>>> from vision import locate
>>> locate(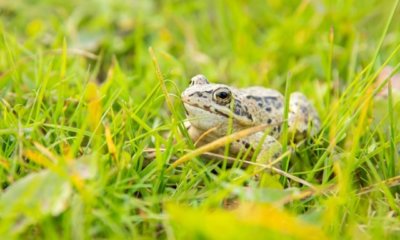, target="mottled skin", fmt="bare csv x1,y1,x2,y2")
181,74,320,164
